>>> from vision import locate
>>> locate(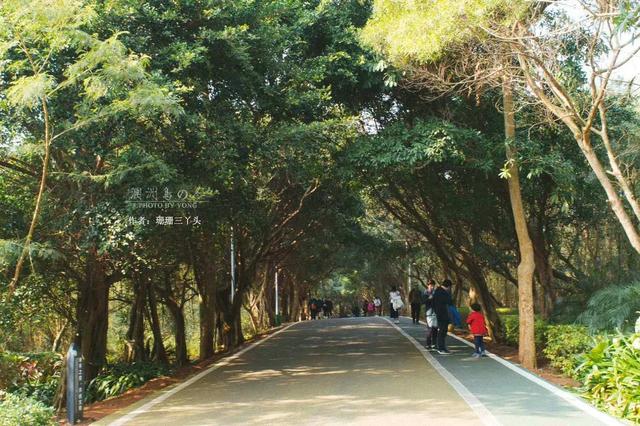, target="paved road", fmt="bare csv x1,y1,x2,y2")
96,317,619,426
